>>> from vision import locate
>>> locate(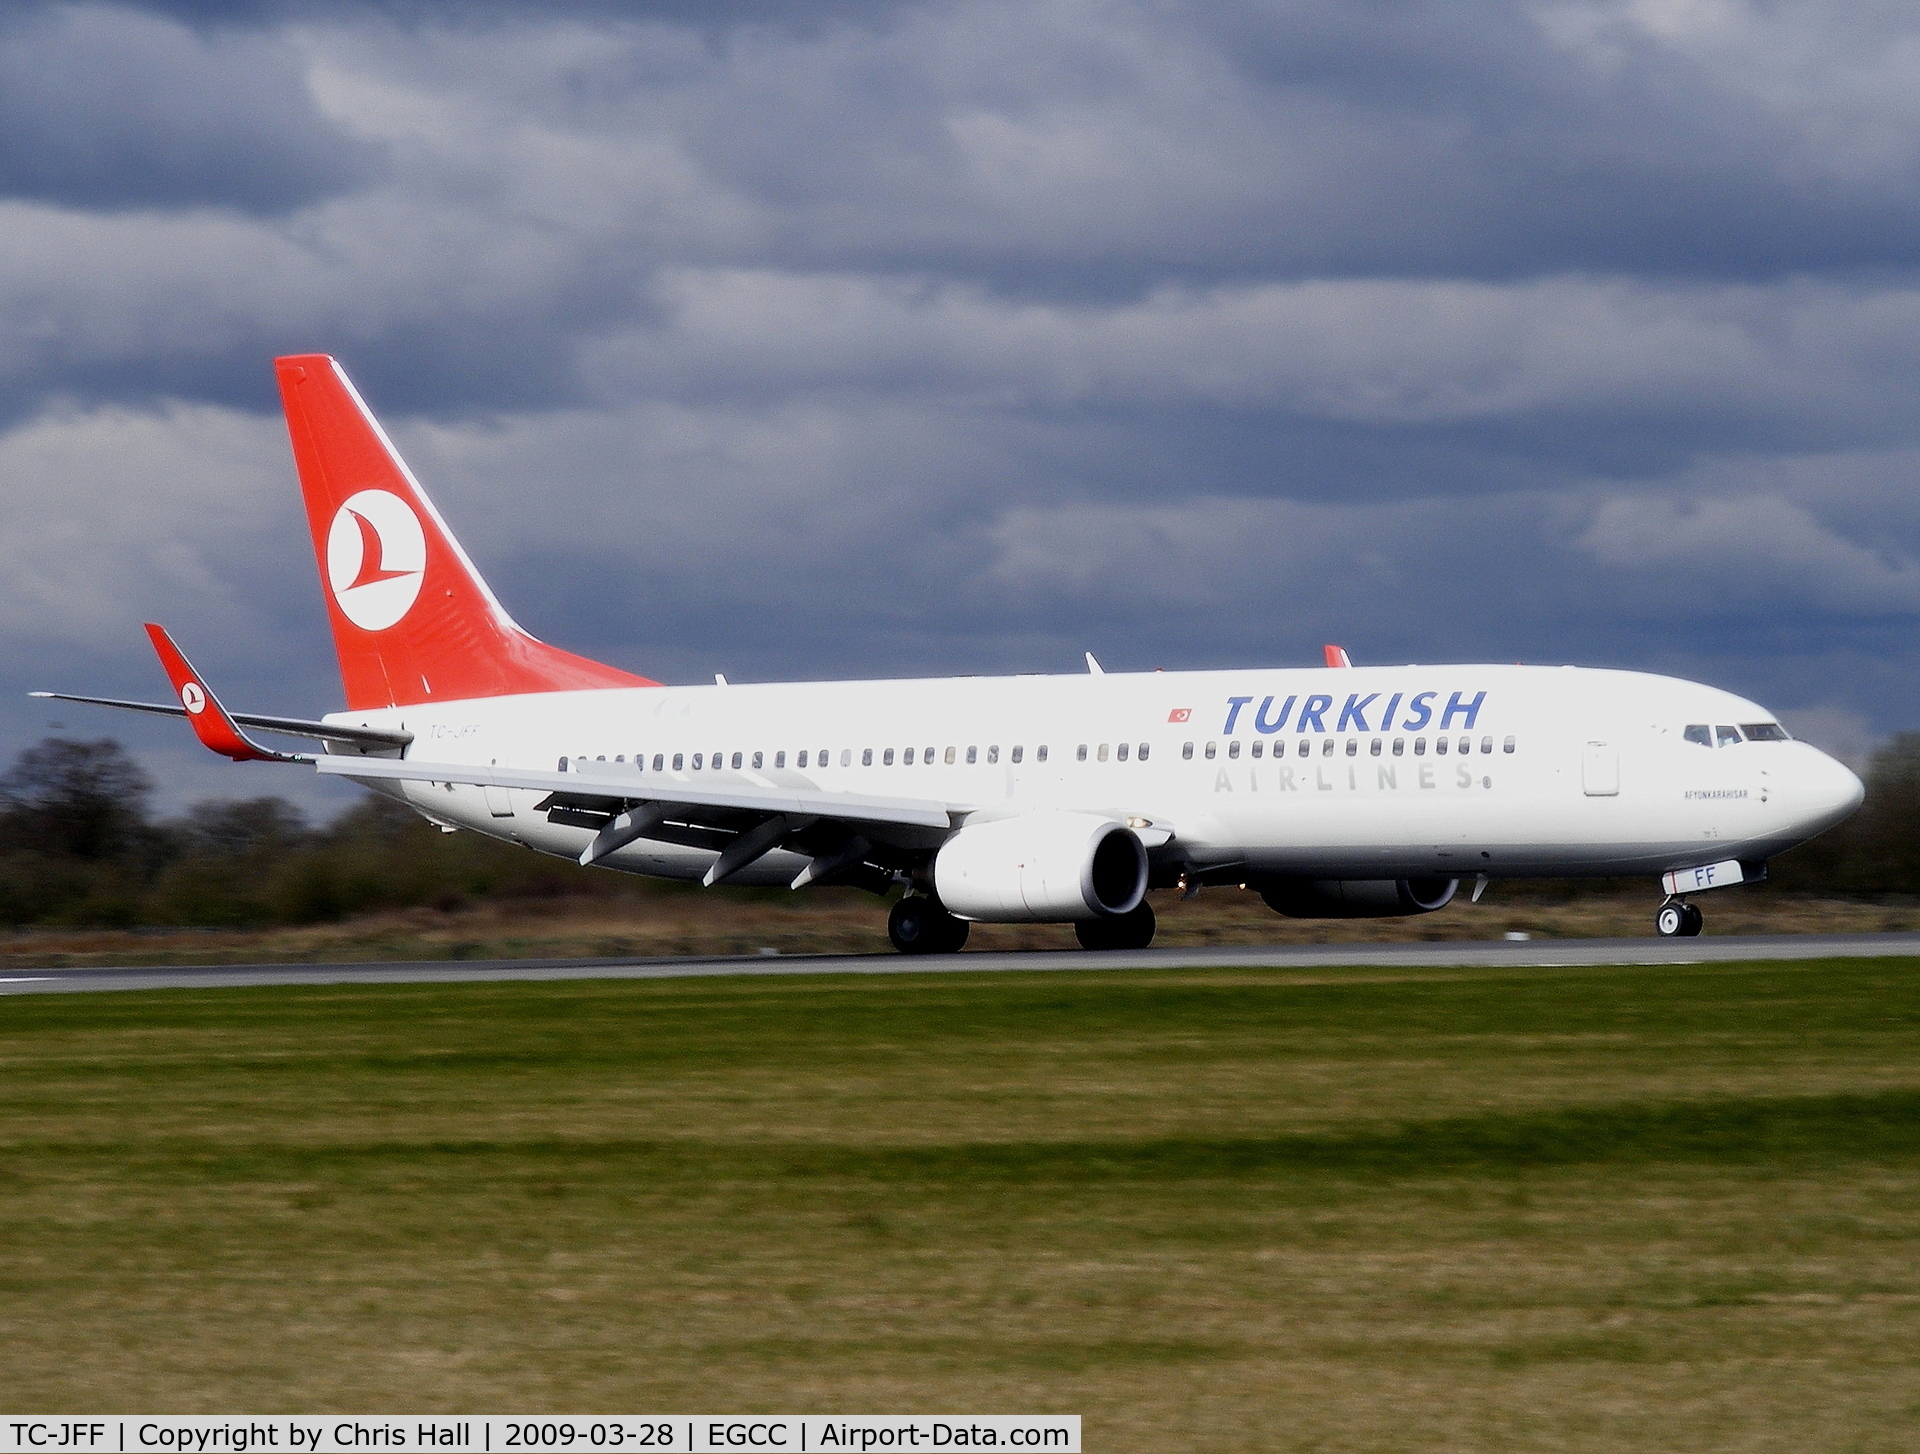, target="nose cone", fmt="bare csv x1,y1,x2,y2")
1794,746,1864,837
